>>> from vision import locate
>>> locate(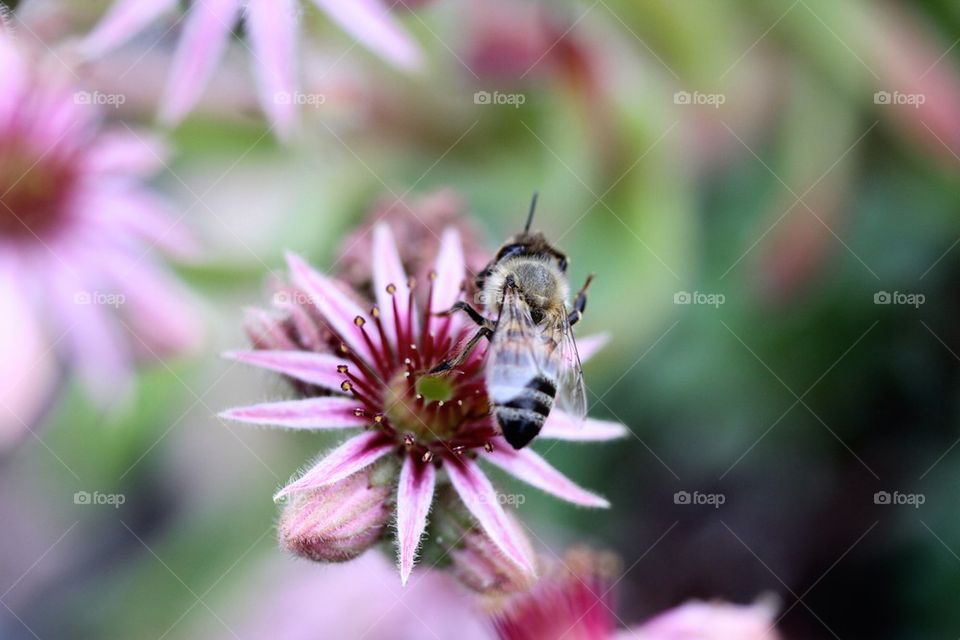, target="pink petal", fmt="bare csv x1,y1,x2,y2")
79,0,179,59
245,0,299,140
220,396,366,430
87,251,203,357
47,258,132,405
0,30,26,124
539,410,628,442
396,456,436,586
244,307,297,350
224,349,347,391
83,188,197,259
629,600,780,640
275,431,395,499
429,227,466,335
483,445,609,508
445,458,536,575
0,259,57,452
285,252,379,365
310,0,423,71
373,223,415,349
281,299,325,352
159,0,241,126
83,129,169,177
576,333,609,364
